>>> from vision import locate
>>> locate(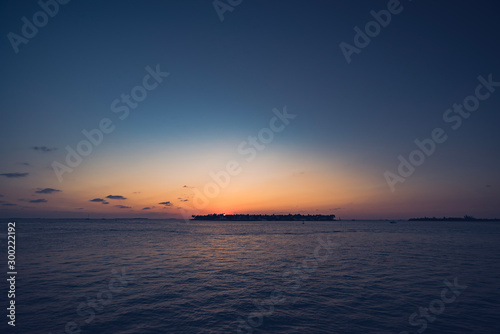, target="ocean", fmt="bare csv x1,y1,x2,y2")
1,219,499,333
